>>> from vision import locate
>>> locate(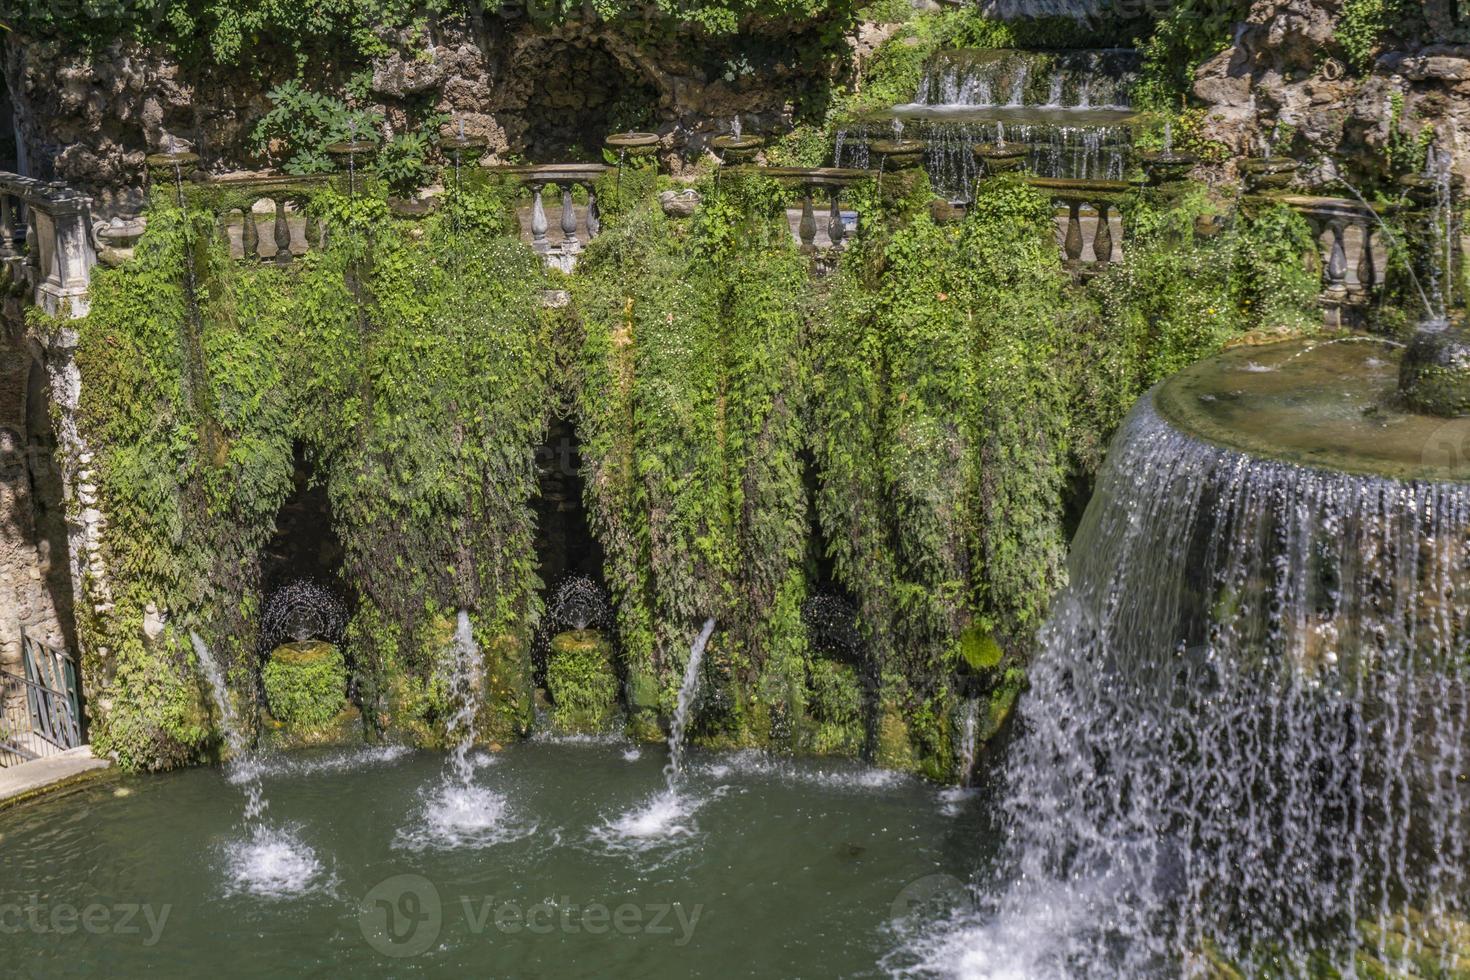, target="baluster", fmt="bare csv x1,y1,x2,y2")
1356,220,1376,293
1064,200,1084,264
24,210,39,279
1092,201,1113,265
273,196,291,265
828,188,846,250
242,203,260,261
799,187,817,250
585,185,600,239
304,206,321,254
560,183,579,250
1326,219,1348,291
0,195,16,258
530,183,549,254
